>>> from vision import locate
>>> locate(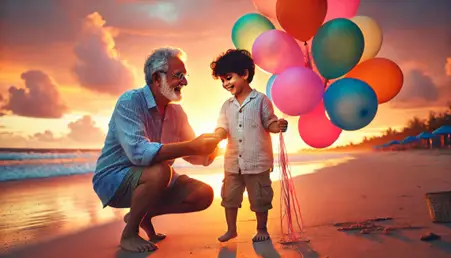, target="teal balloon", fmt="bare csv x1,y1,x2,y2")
231,13,275,52
265,74,277,101
324,78,378,131
312,18,364,80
